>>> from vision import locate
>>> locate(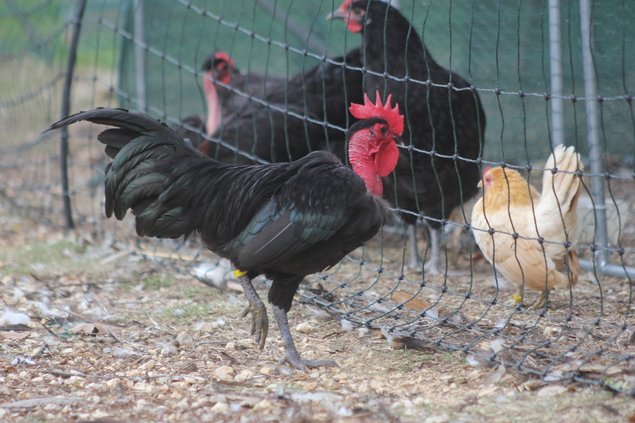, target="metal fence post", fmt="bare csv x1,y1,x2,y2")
579,0,608,268
549,0,564,147
577,0,633,279
134,0,146,112
60,0,87,230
